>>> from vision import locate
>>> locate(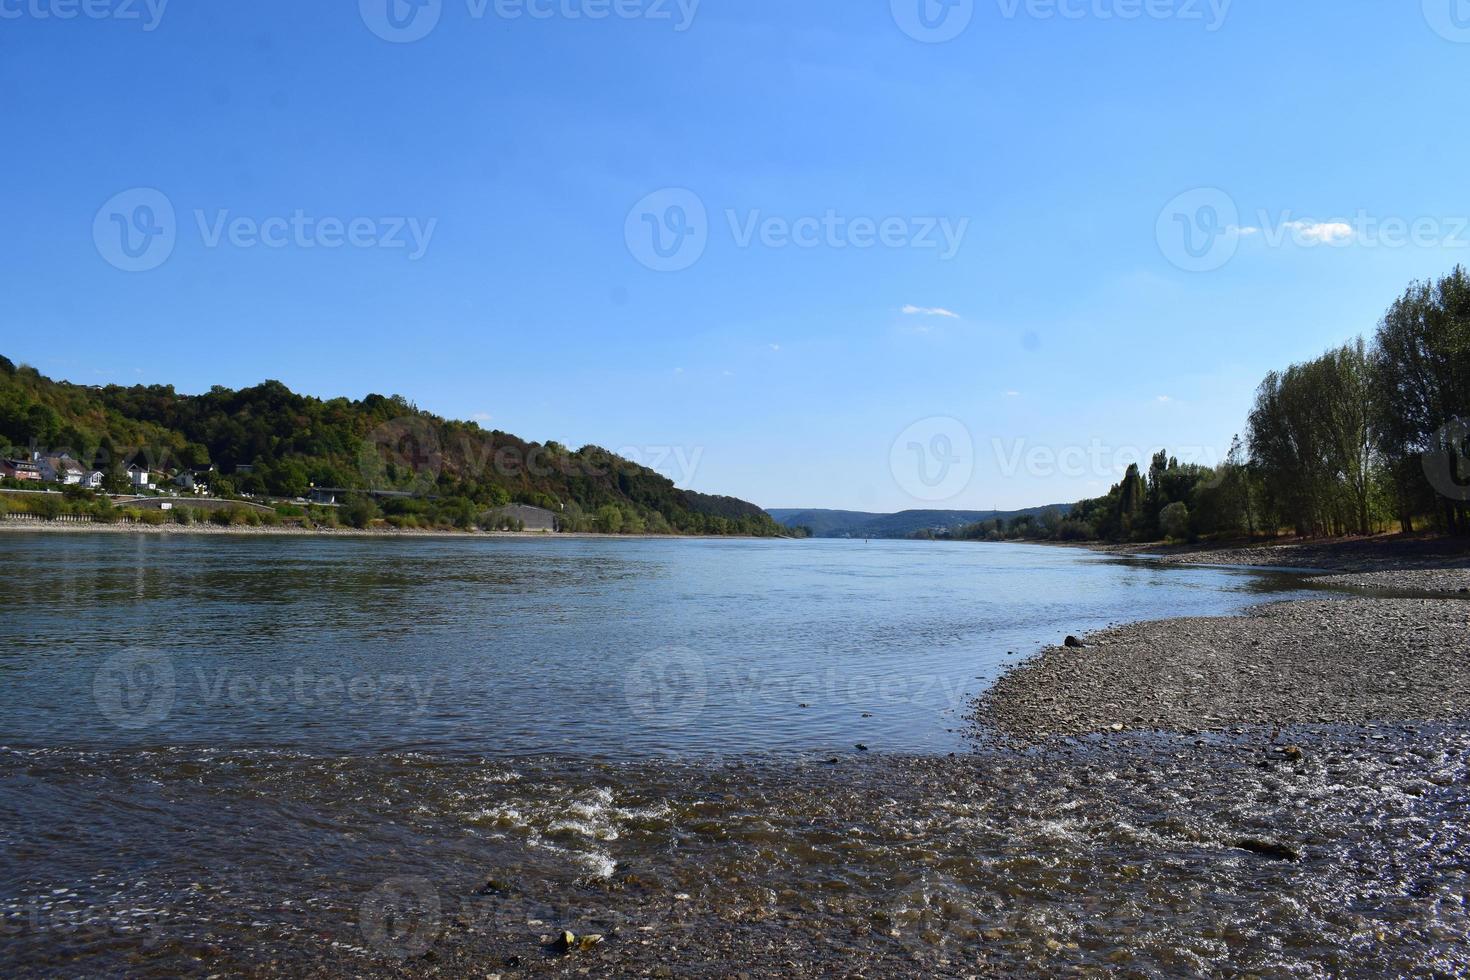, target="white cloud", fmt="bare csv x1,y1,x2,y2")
1156,395,1173,403
902,304,960,318
472,412,493,422
1284,220,1355,243
1004,390,1021,397
768,343,781,351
